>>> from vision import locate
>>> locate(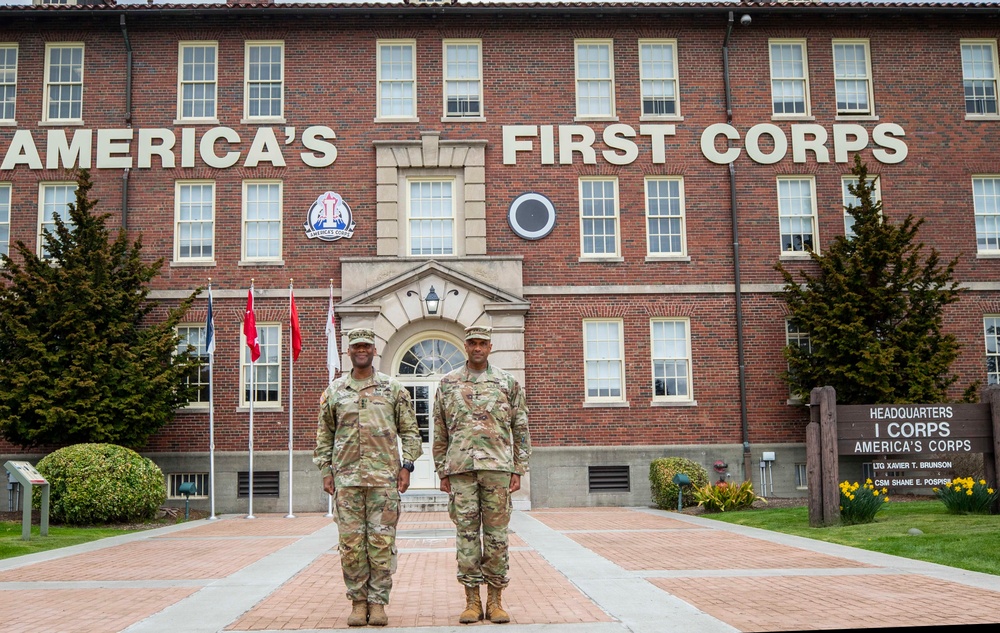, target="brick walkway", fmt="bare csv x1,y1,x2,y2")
0,508,998,633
